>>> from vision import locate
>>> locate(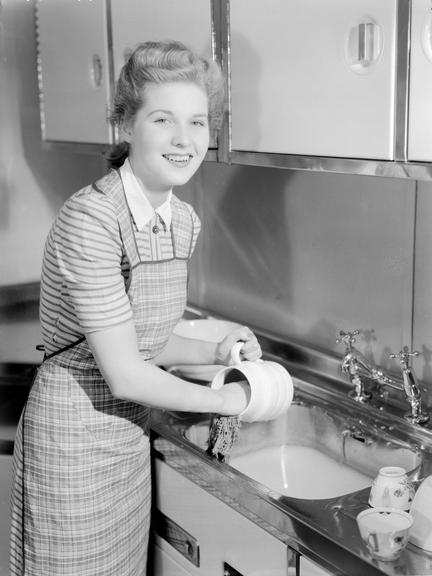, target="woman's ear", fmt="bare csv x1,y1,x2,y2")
120,121,133,143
